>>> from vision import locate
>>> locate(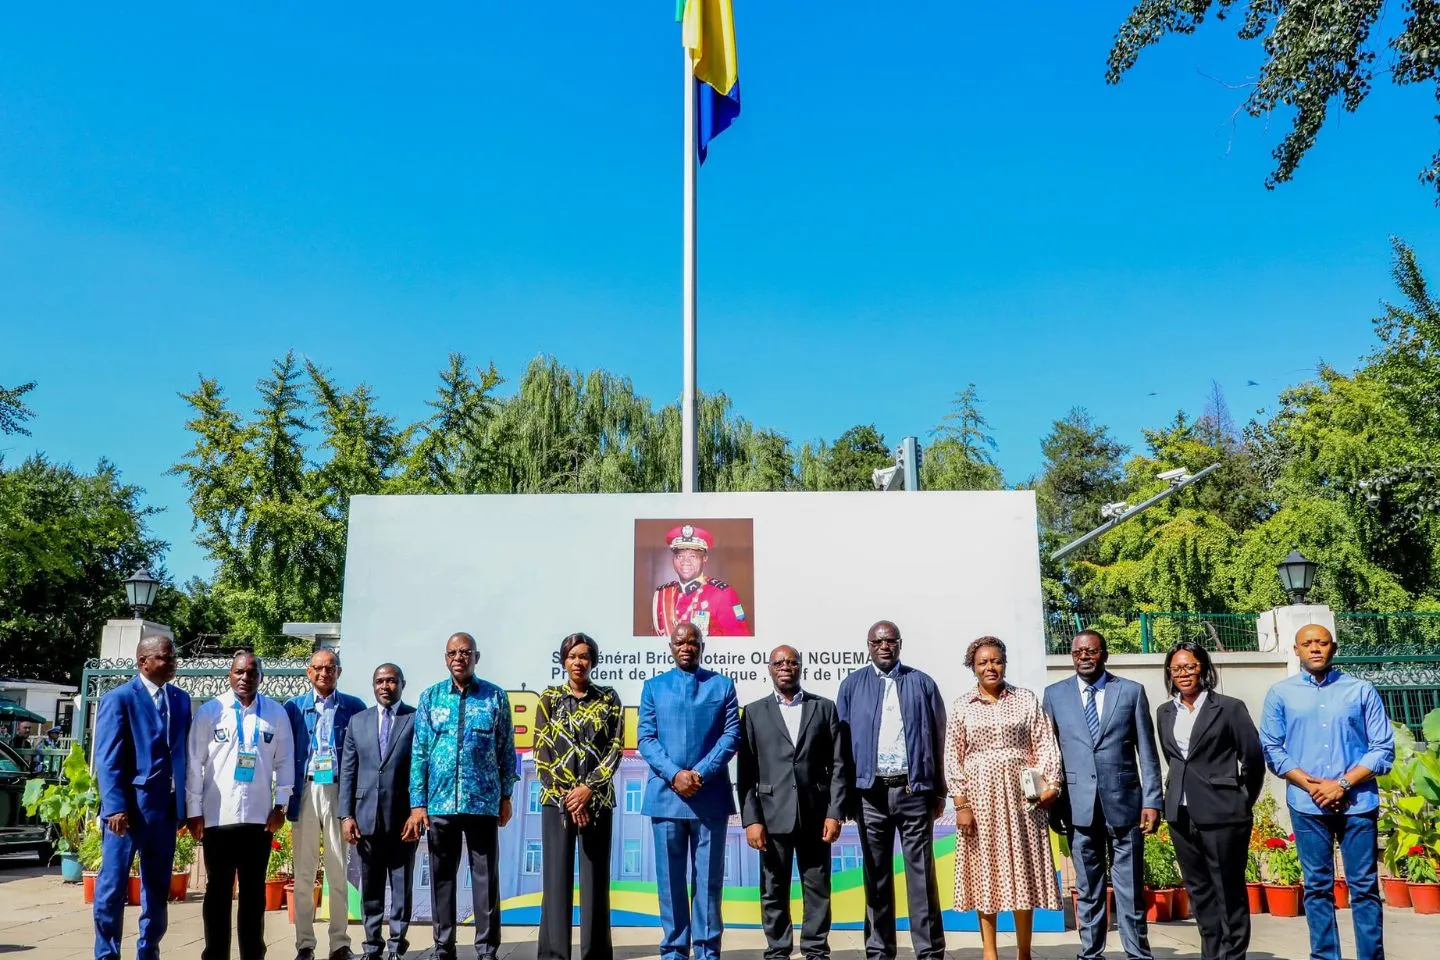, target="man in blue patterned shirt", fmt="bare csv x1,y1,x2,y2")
402,632,517,960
